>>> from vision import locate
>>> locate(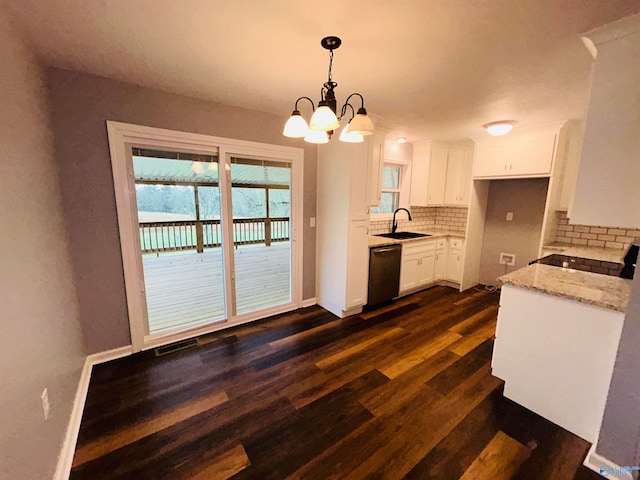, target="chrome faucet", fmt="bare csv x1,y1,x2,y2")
392,208,412,234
